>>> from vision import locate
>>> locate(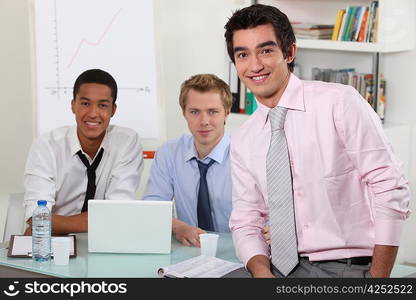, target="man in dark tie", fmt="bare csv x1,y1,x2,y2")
143,74,233,247
225,4,410,278
24,69,143,235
